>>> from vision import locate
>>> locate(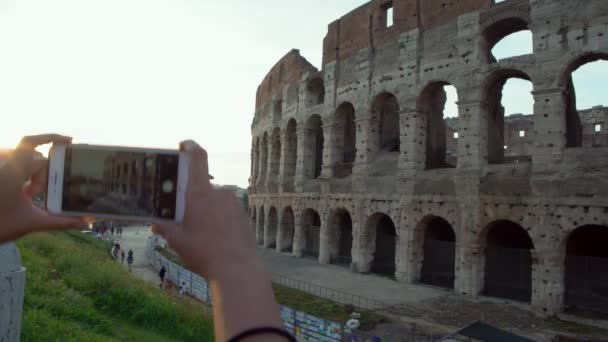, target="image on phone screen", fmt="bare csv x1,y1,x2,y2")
61,147,179,219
